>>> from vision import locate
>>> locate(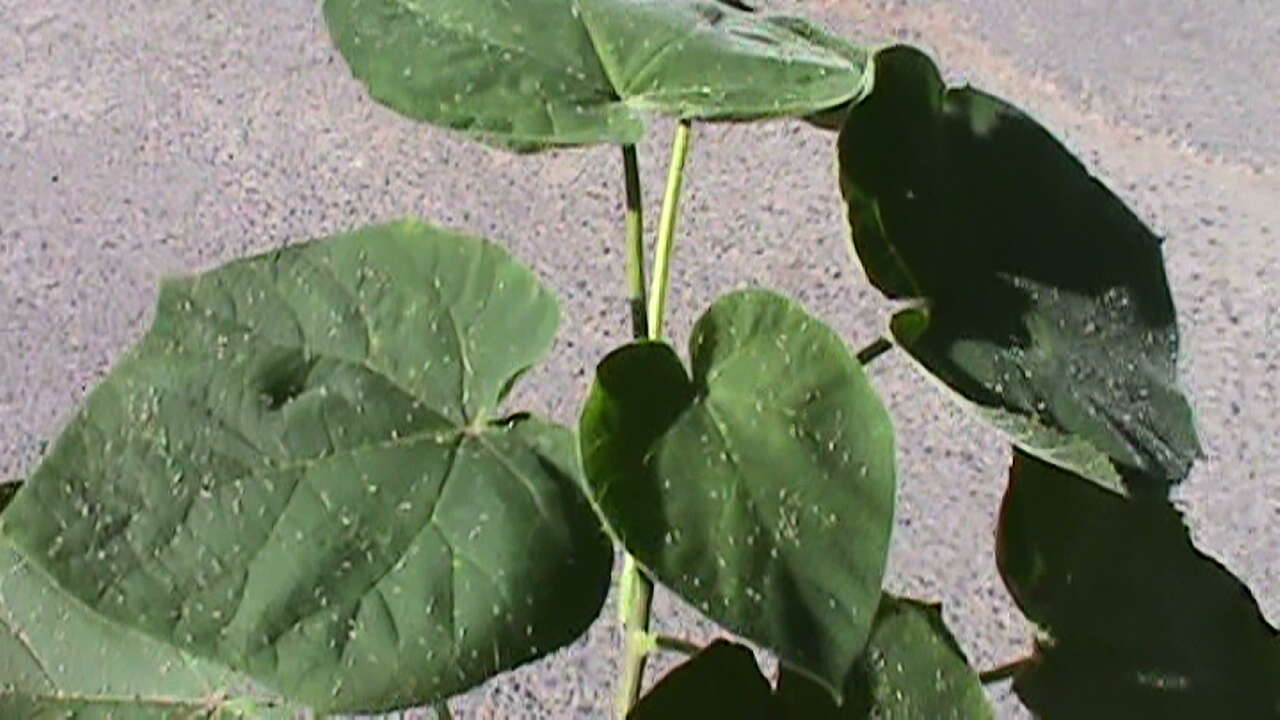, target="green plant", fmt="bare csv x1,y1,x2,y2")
1,1,1276,718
